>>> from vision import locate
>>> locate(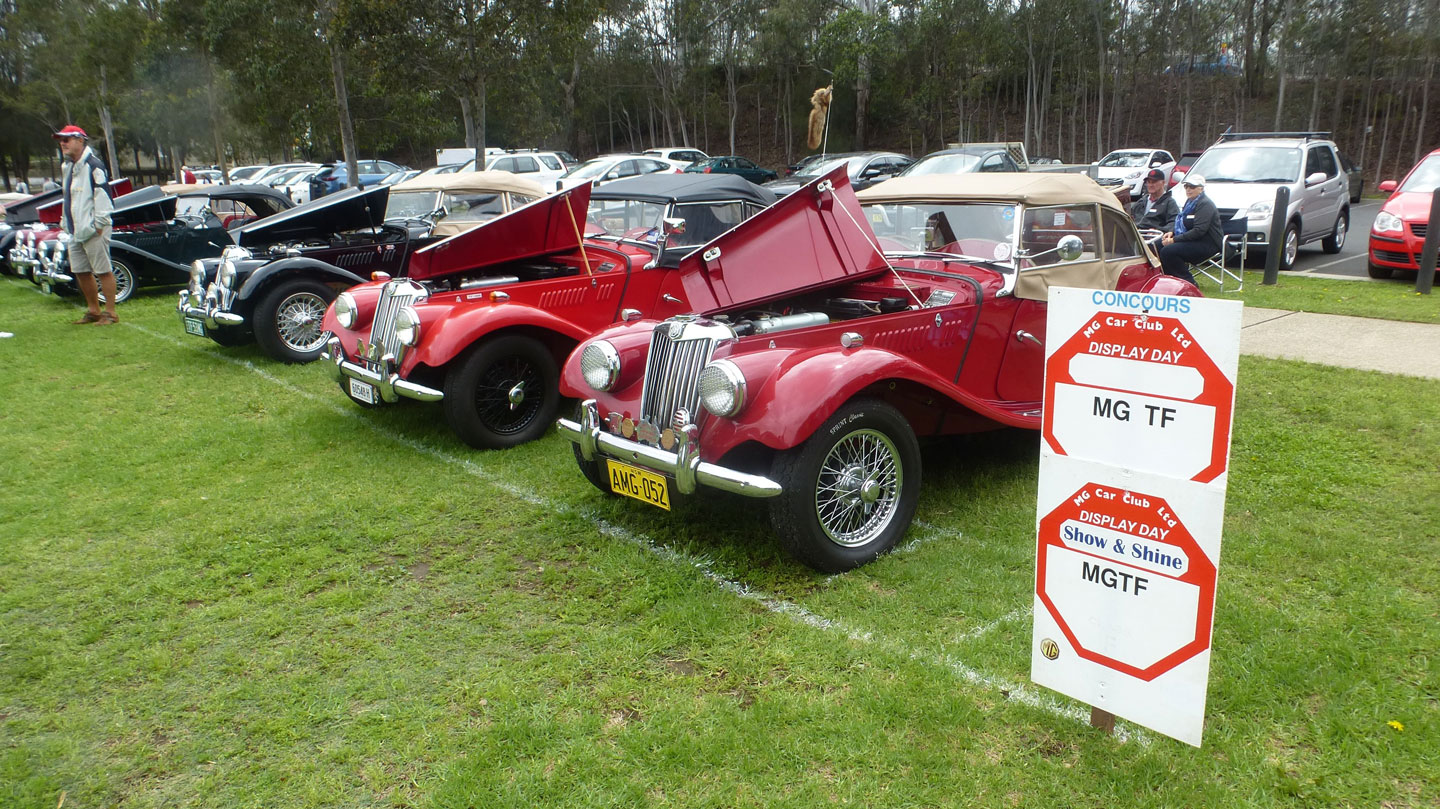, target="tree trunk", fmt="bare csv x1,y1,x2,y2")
203,55,228,183
855,49,871,149
459,94,476,151
328,36,359,189
97,65,119,180
1417,57,1435,165
1273,0,1292,129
